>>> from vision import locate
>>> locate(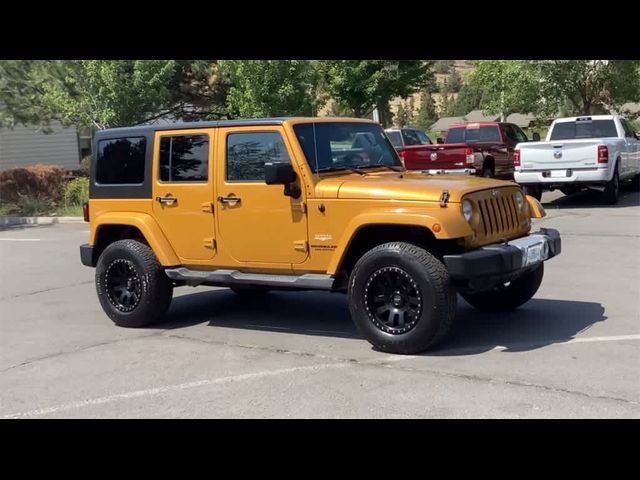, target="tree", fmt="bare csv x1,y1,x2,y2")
471,60,541,120
472,60,640,118
446,78,484,116
395,99,415,127
448,69,463,93
0,60,187,130
414,92,437,131
535,60,640,115
0,60,67,129
317,61,433,119
218,60,320,118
